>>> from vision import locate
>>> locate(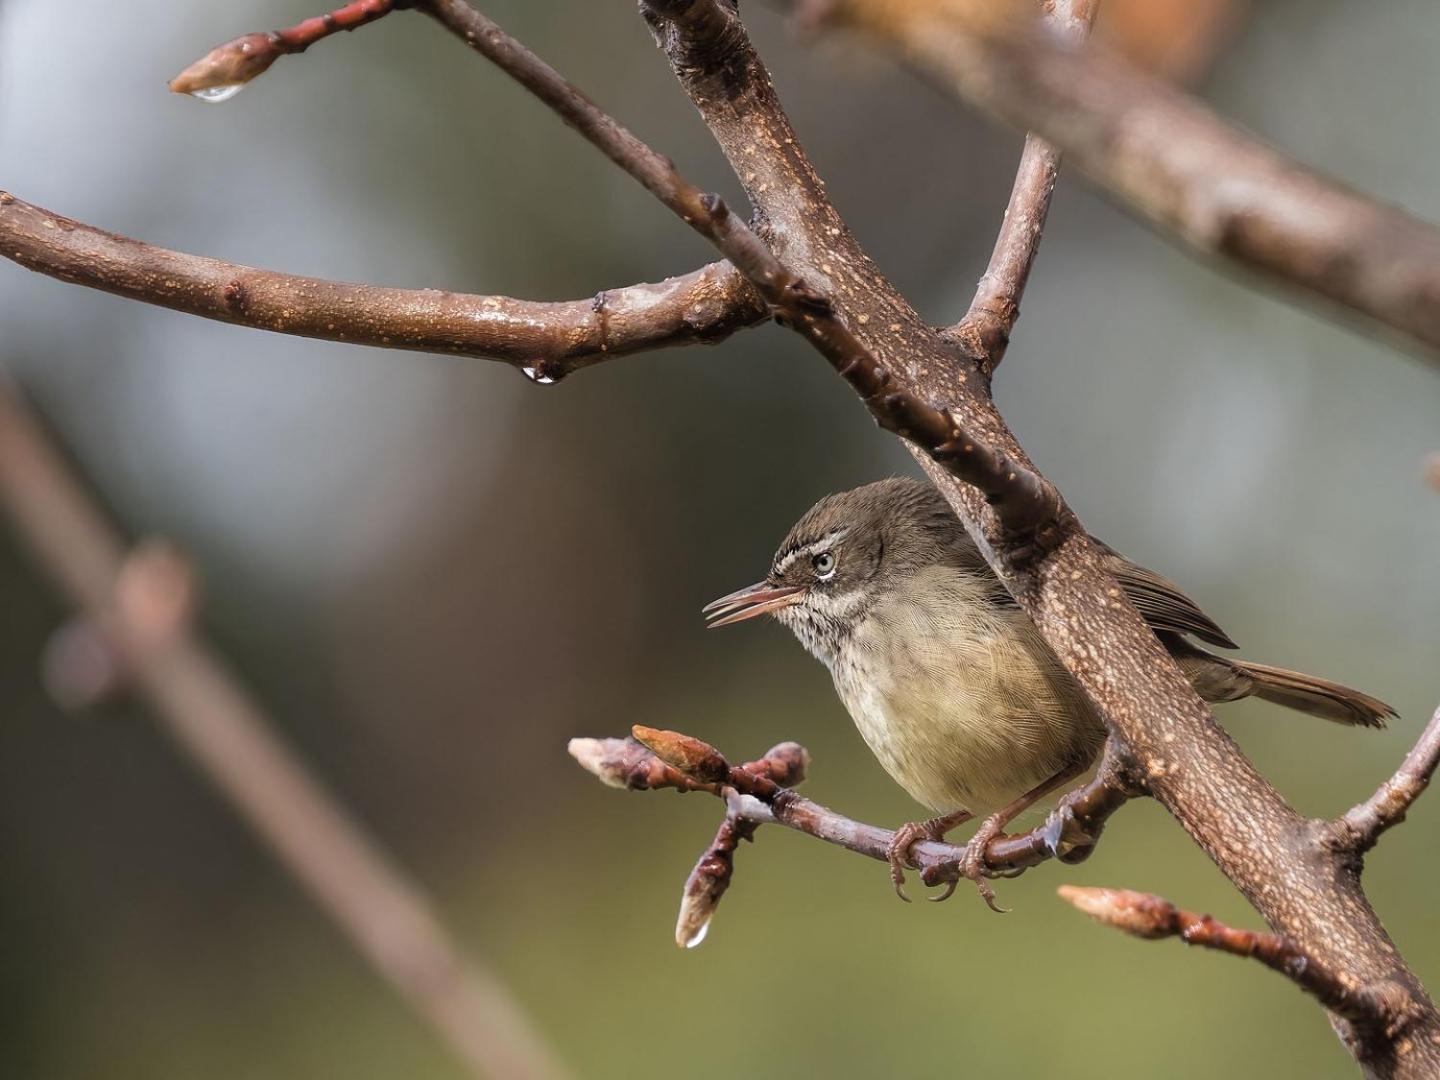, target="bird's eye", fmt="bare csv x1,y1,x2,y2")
812,552,836,579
